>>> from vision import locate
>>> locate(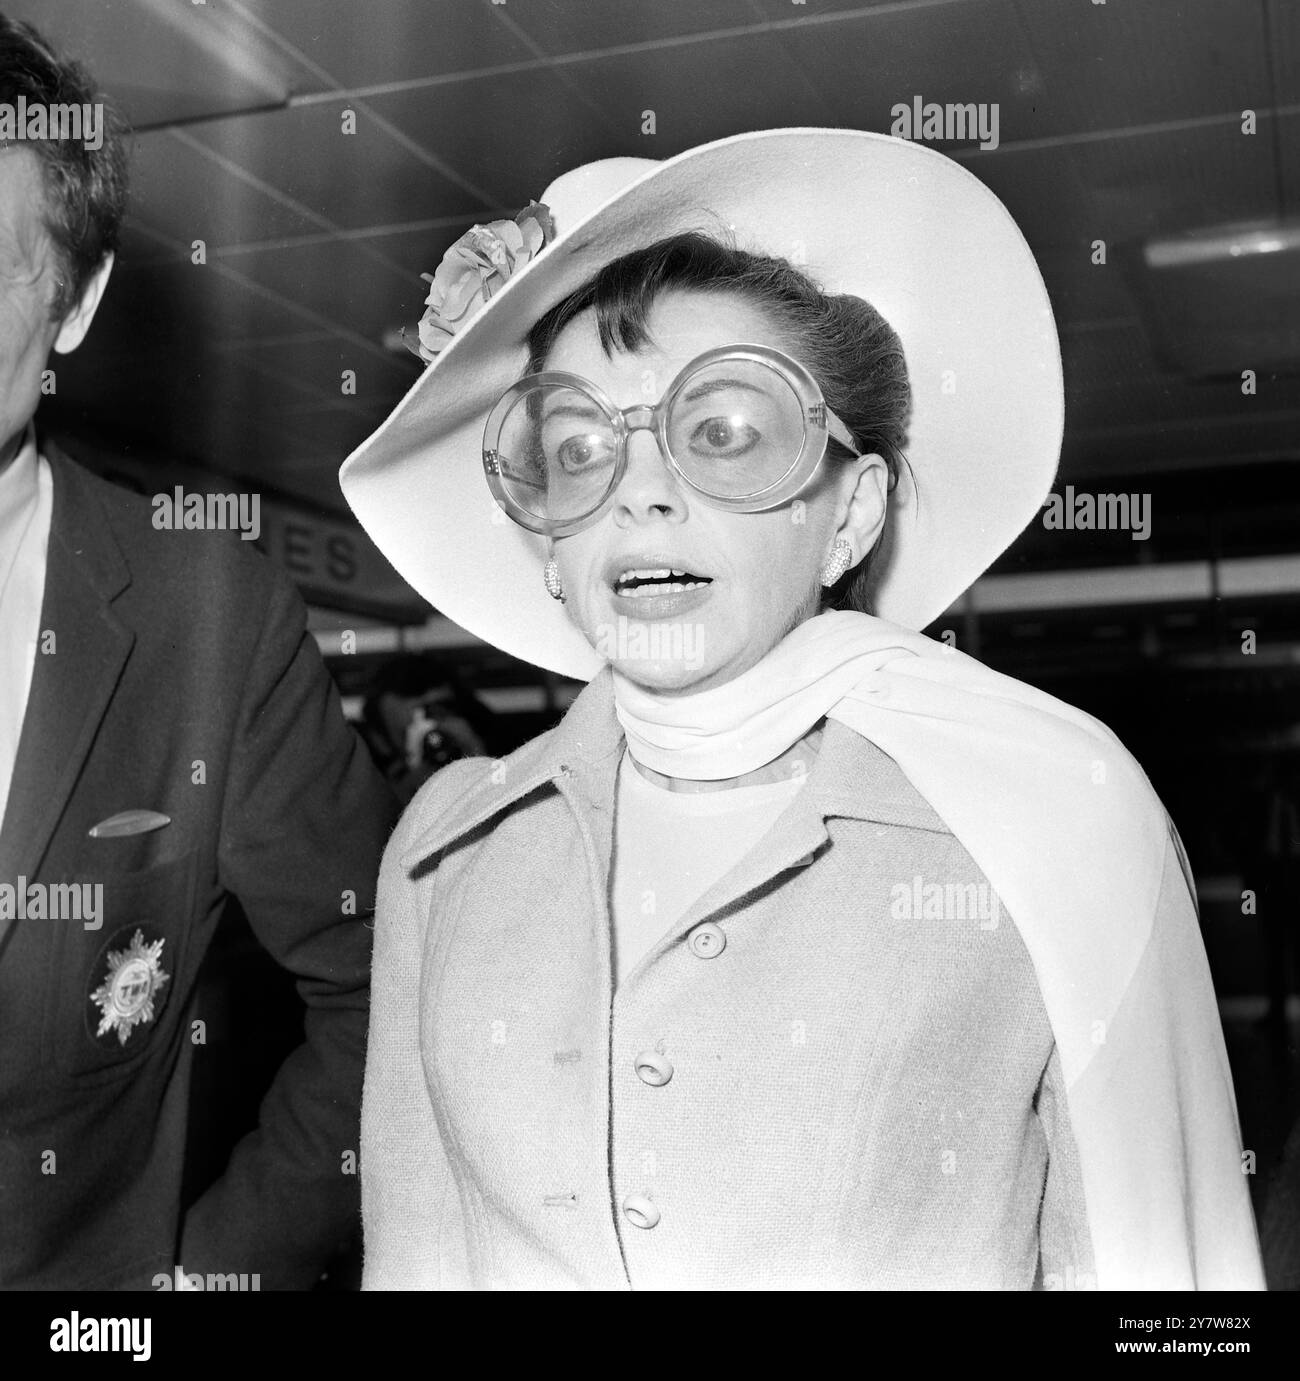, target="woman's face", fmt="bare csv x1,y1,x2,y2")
546,289,886,694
